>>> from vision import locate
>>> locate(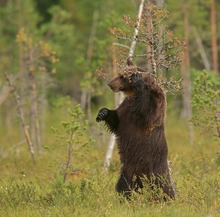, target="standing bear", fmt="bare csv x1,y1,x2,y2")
96,58,176,199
